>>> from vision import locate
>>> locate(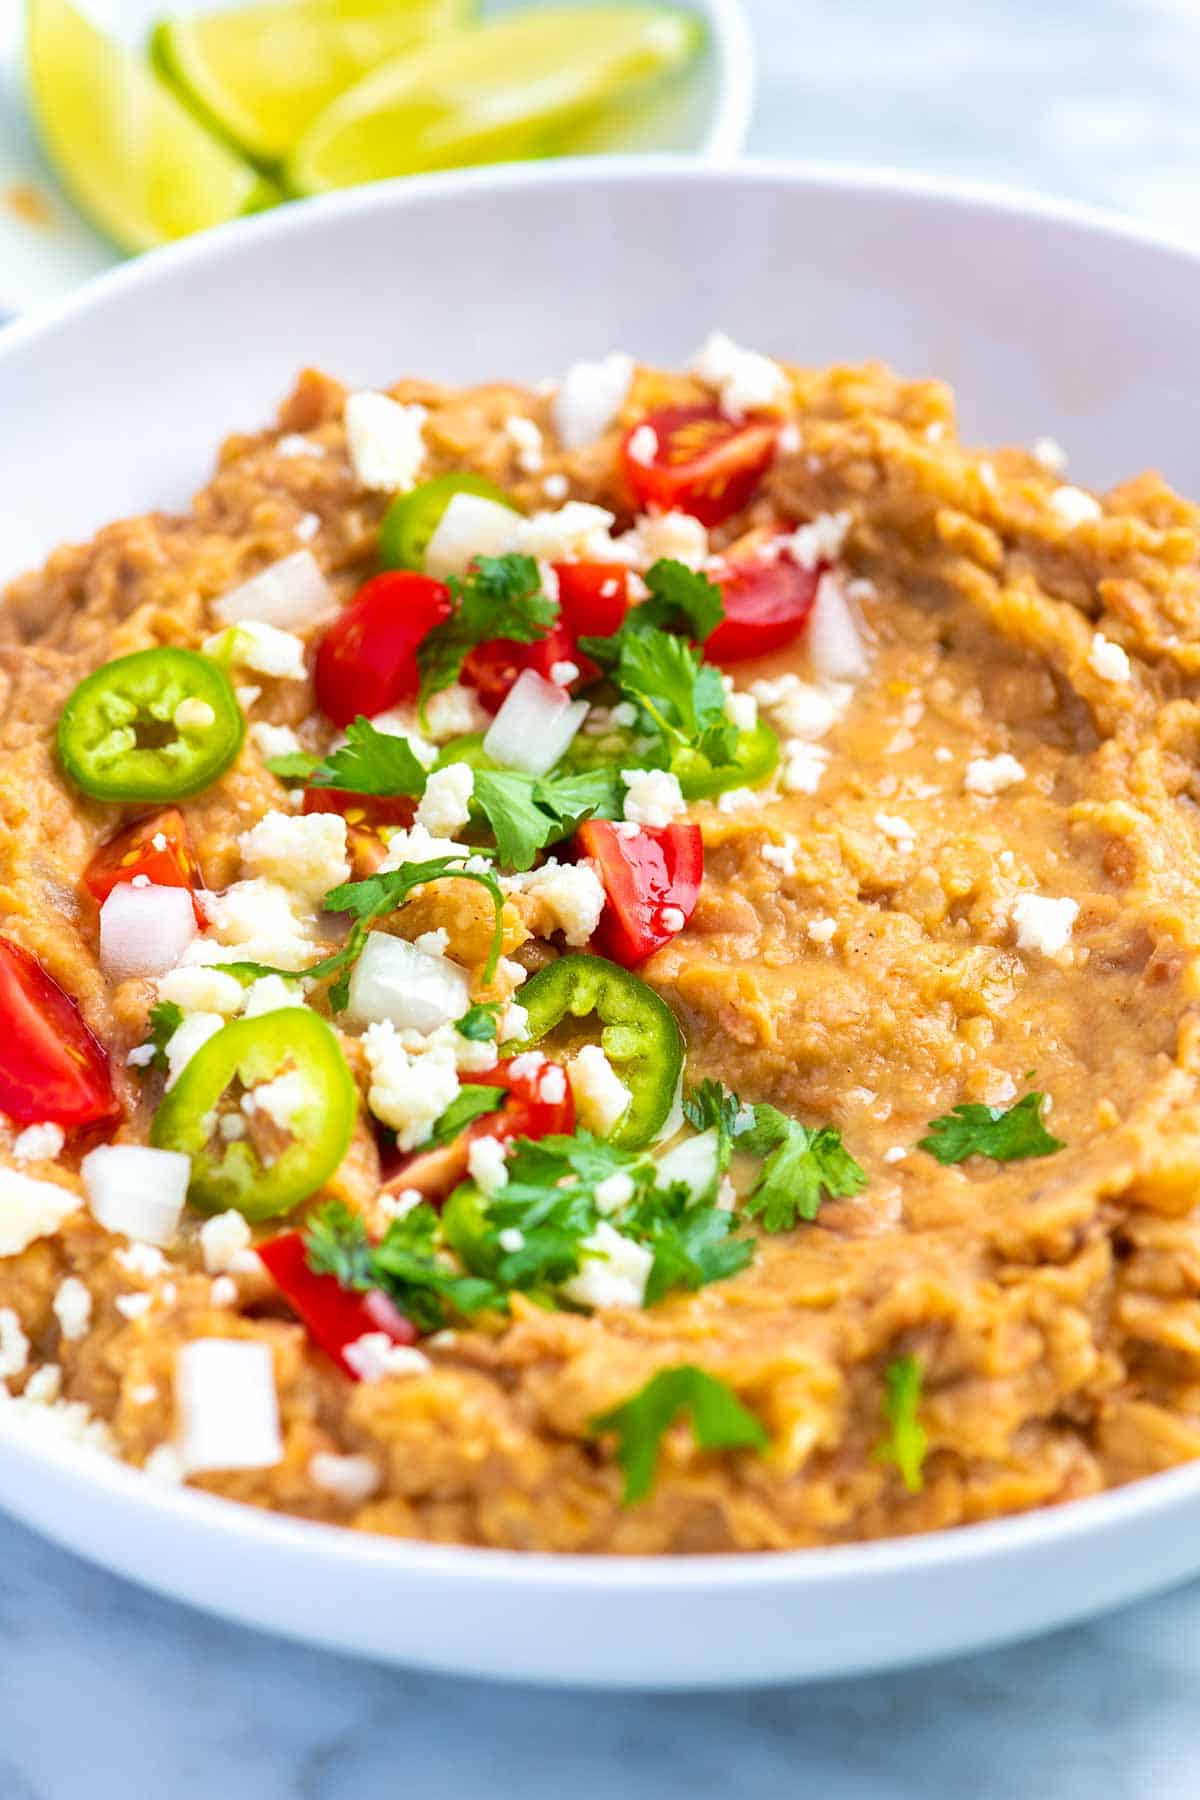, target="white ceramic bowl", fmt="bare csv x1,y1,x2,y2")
0,0,753,315
4,160,1200,1689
